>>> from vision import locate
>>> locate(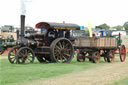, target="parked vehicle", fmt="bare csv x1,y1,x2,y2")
75,34,126,63
8,15,126,64
8,15,79,64
0,34,16,55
